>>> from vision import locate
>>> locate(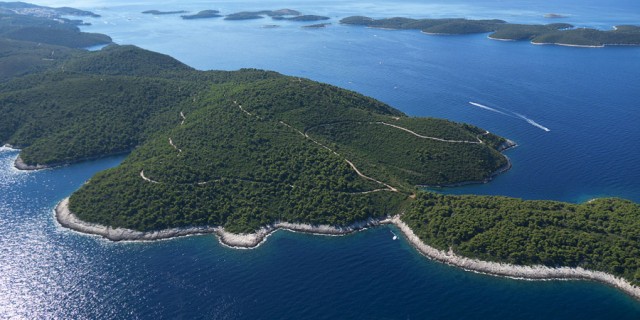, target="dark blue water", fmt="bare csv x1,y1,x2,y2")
3,0,640,317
